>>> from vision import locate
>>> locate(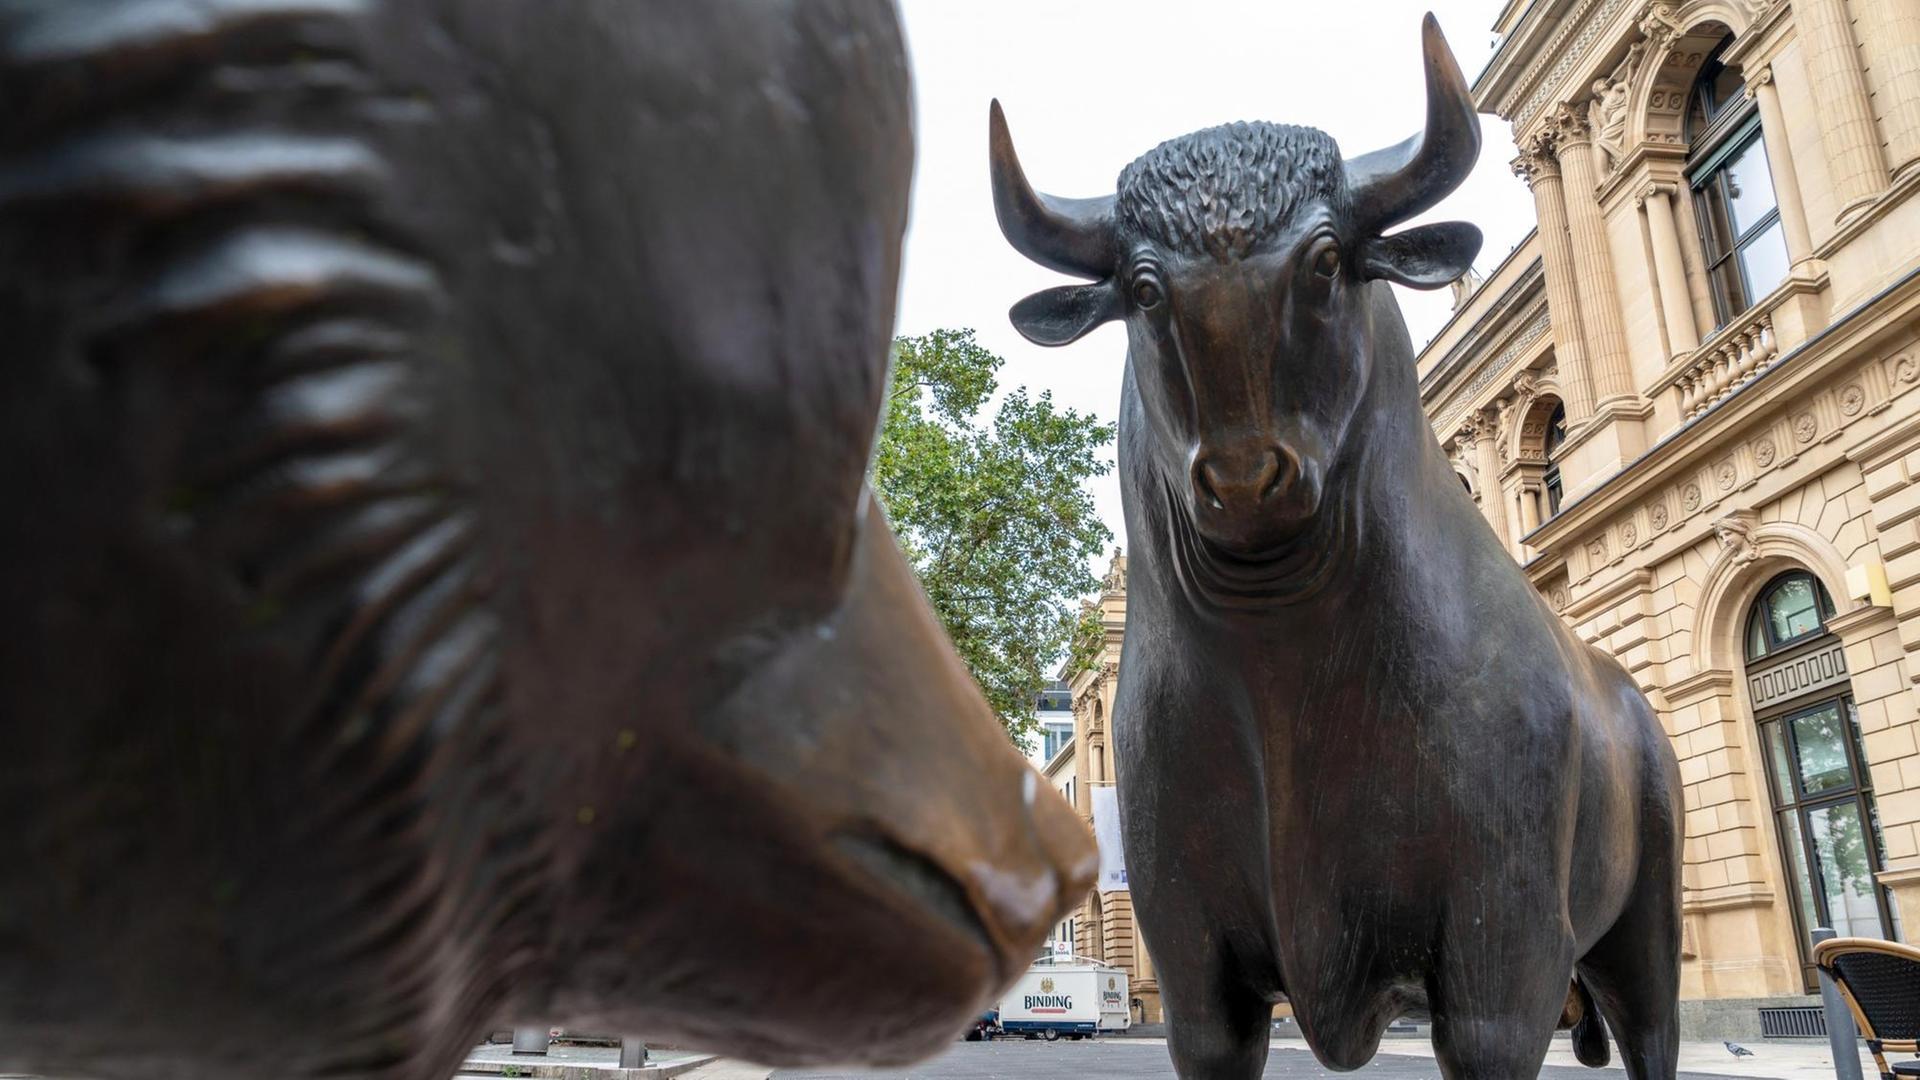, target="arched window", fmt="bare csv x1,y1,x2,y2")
1686,35,1788,327
1086,891,1105,962
1542,403,1568,516
1745,570,1900,978
1745,572,1836,660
